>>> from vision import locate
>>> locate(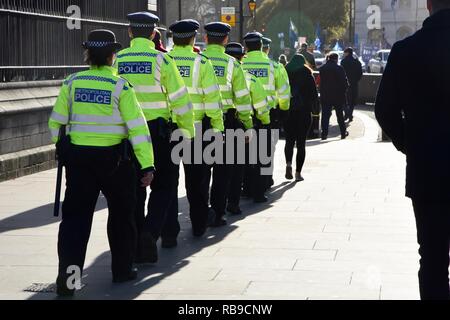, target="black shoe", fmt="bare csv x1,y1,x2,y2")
161,238,178,249
56,276,75,297
341,131,349,139
209,217,227,228
321,135,328,141
254,195,268,203
135,232,158,264
348,116,353,123
193,226,207,237
227,204,242,215
285,166,293,180
113,267,138,283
